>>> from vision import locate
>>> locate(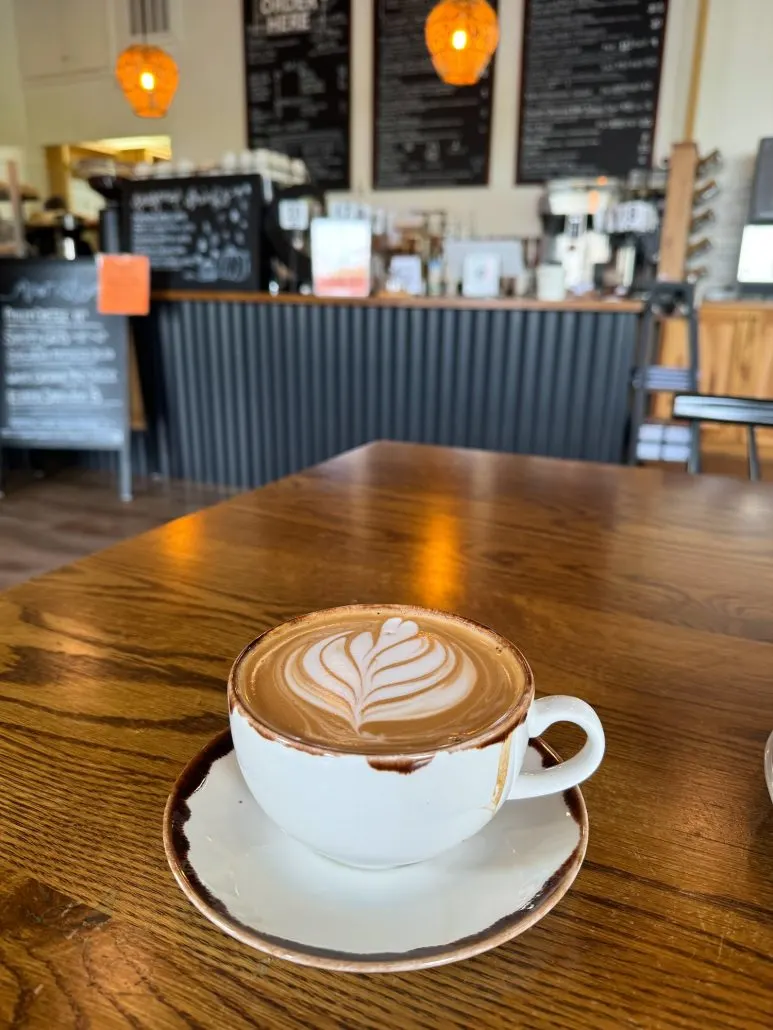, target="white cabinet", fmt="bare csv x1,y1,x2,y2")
13,0,63,80
13,0,112,81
